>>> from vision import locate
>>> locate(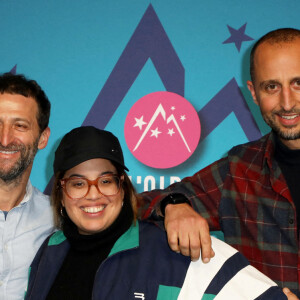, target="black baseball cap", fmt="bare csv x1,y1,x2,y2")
53,126,129,174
